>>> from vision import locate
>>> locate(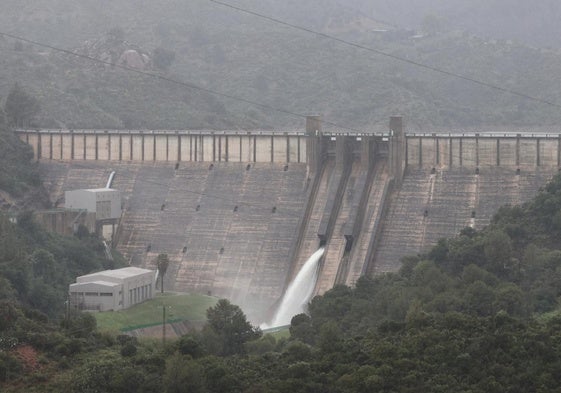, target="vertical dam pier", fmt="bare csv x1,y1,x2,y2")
18,118,560,321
